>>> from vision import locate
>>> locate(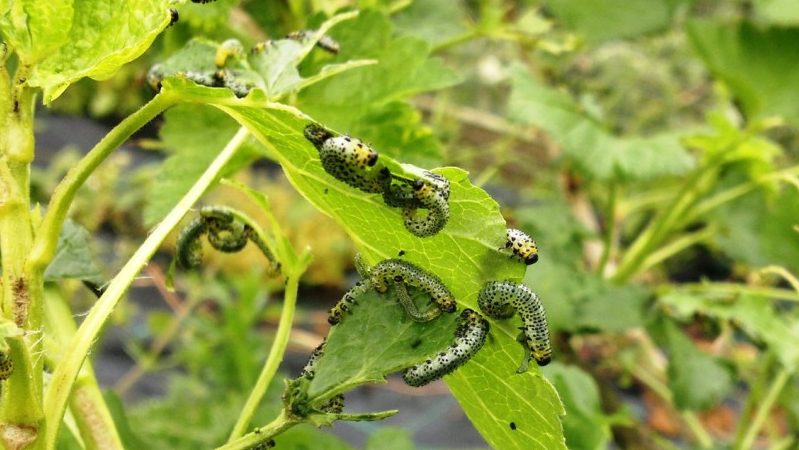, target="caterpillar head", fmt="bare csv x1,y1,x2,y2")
325,136,378,168
506,228,539,265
